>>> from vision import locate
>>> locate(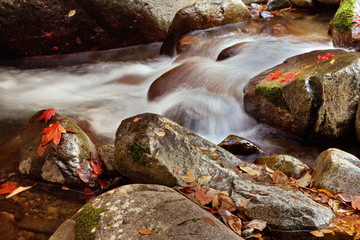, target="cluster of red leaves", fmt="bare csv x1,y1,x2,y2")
175,169,267,239
353,14,360,29
317,53,335,62
267,71,298,83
